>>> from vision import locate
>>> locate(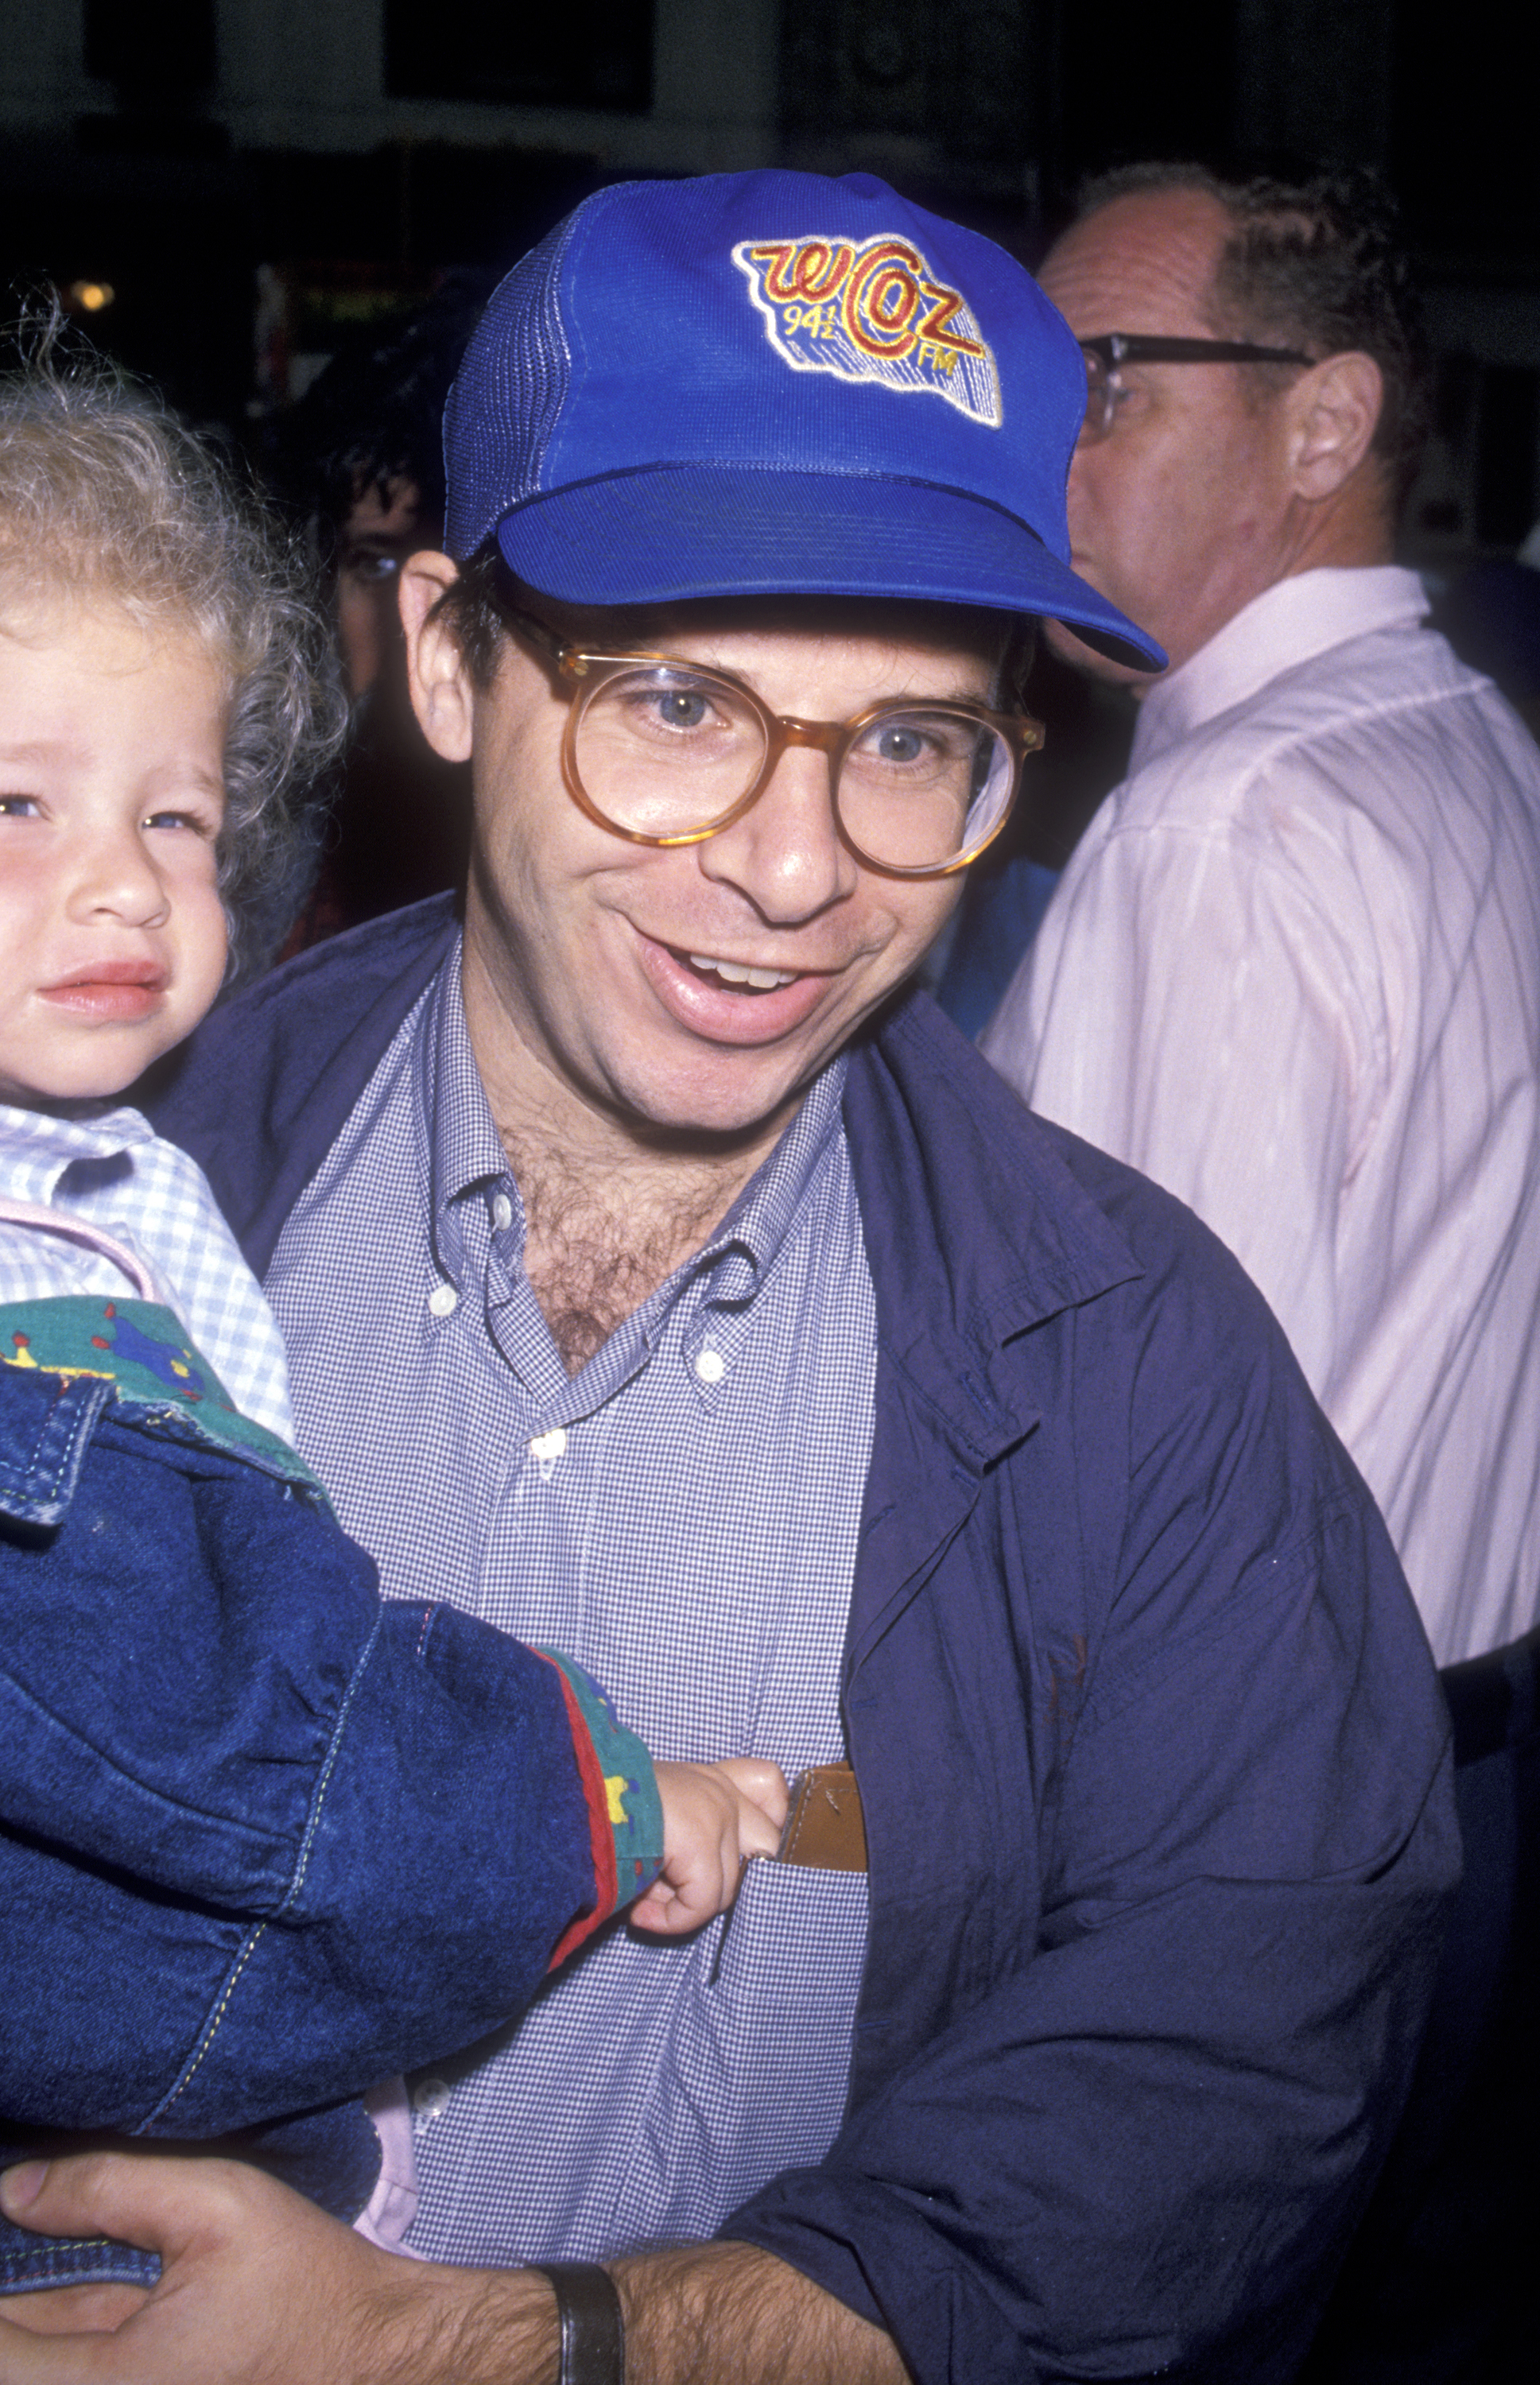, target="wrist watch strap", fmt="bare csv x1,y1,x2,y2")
533,2261,626,2385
